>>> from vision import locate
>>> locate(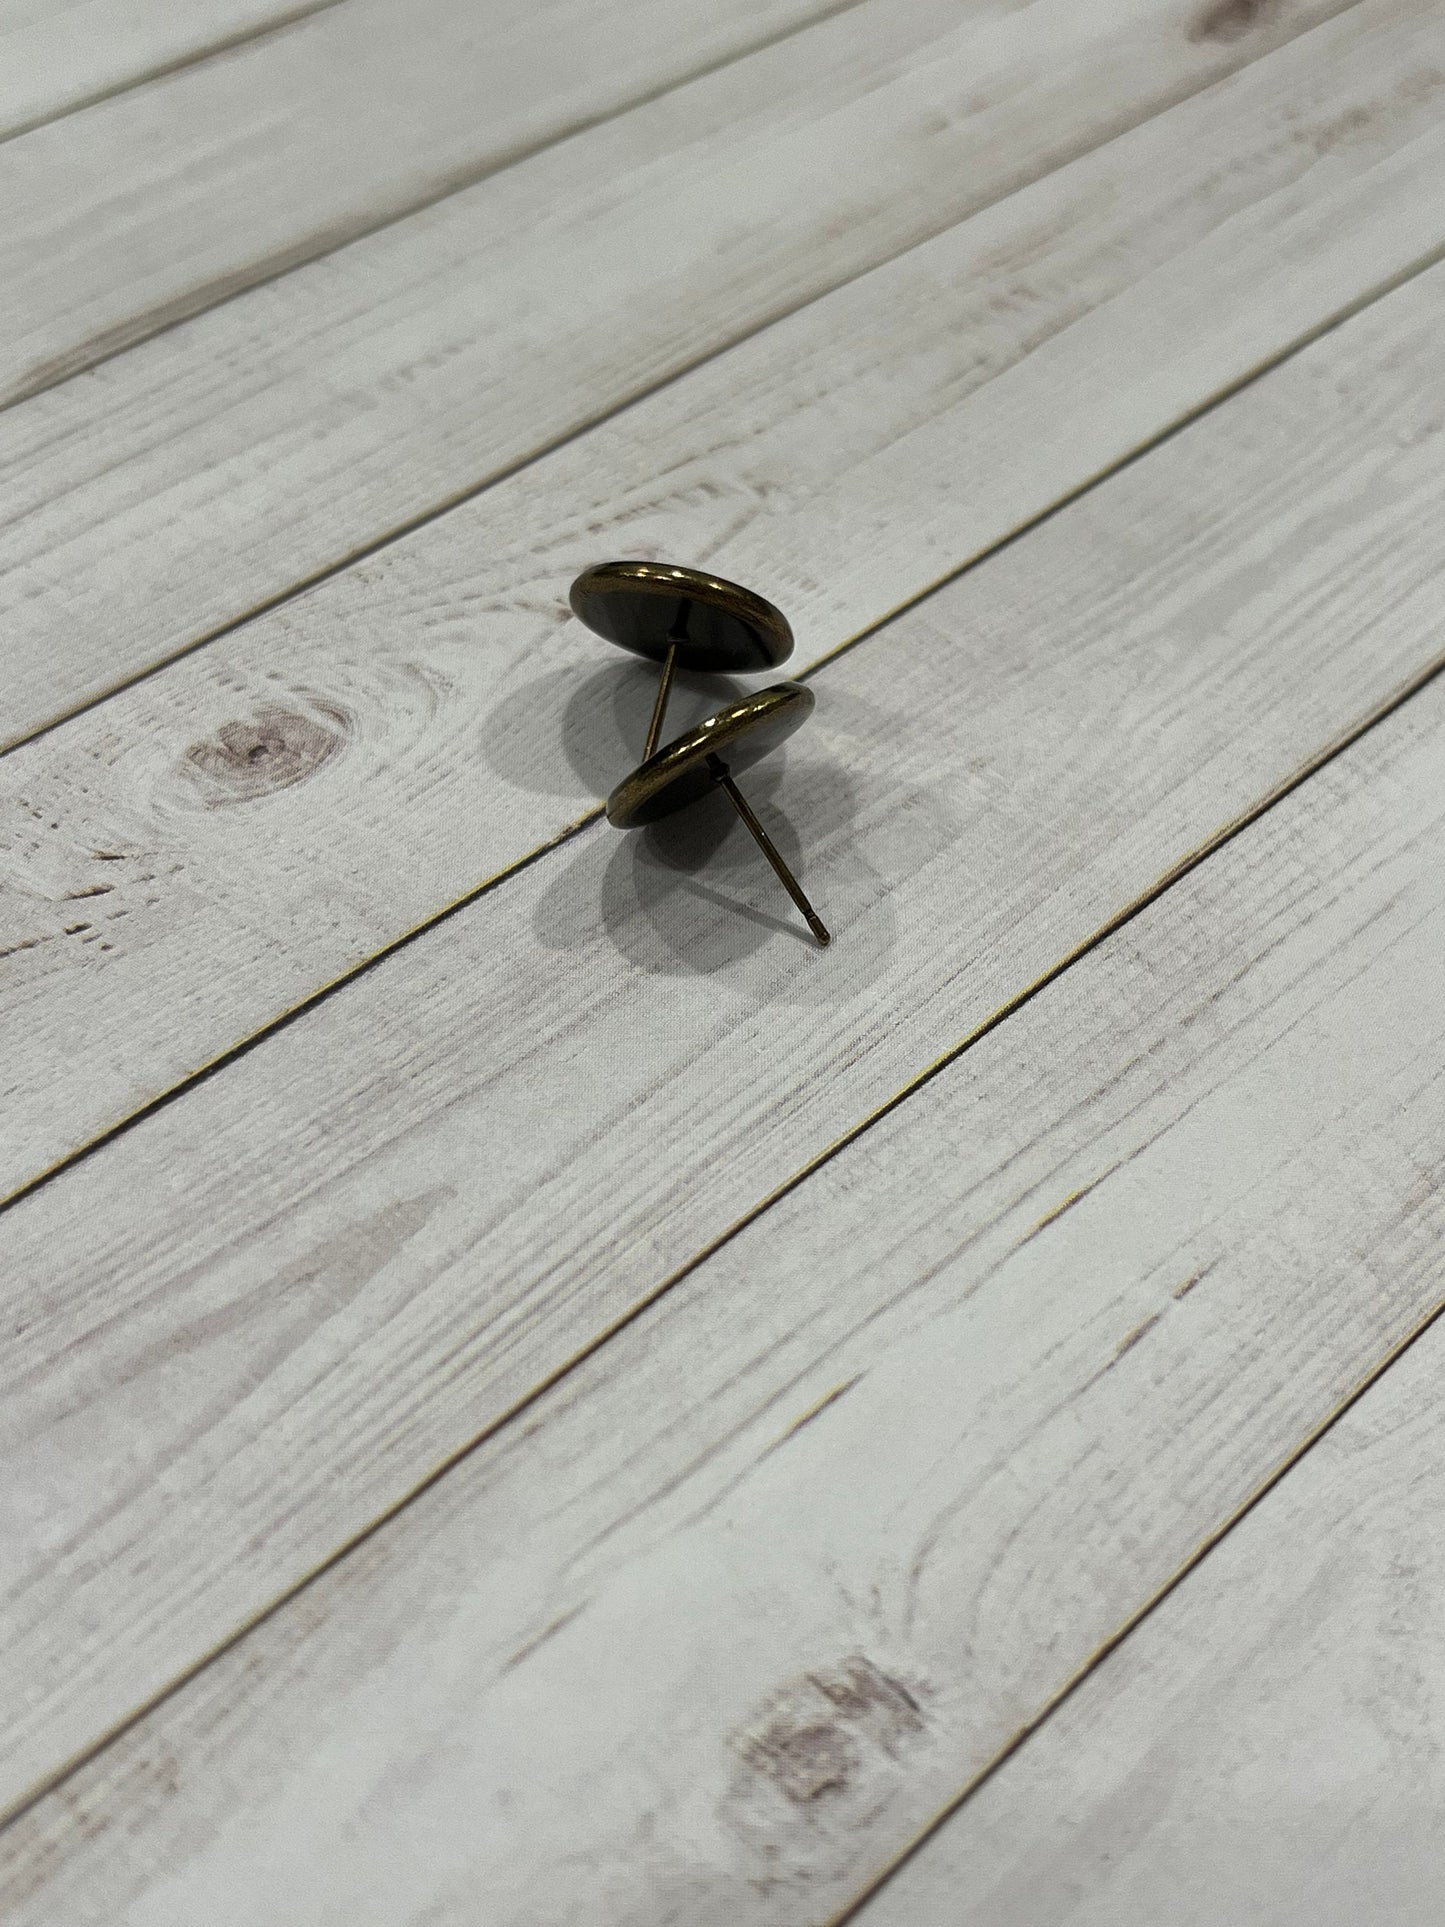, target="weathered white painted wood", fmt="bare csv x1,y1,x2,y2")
0,0,879,402
4,534,1443,1926
0,0,1372,742
5,0,1443,1202
852,1294,1445,1926
4,260,1445,1817
0,0,341,141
